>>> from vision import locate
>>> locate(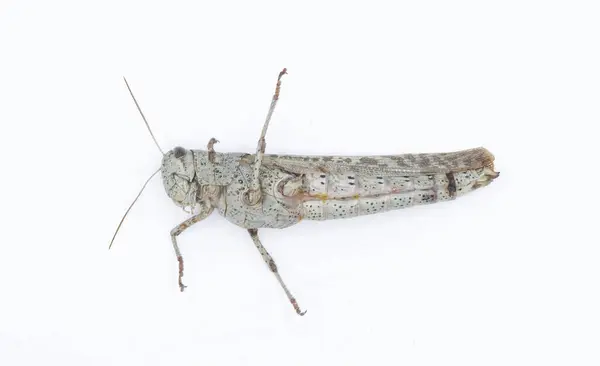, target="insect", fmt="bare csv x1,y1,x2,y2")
110,69,500,316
